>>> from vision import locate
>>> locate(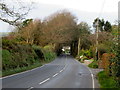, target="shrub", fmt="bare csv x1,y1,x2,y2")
97,44,109,57
88,60,98,68
2,49,15,70
2,38,56,75
79,49,93,59
2,38,16,50
32,45,44,59
43,50,56,61
2,39,39,70
97,71,117,88
44,45,52,51
42,45,56,61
